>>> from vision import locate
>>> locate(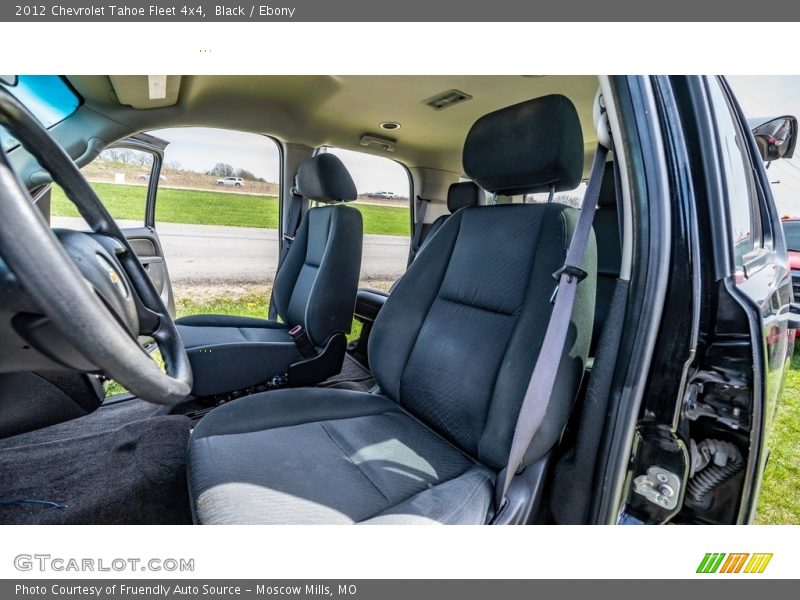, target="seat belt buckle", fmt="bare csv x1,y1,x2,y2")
288,325,316,359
